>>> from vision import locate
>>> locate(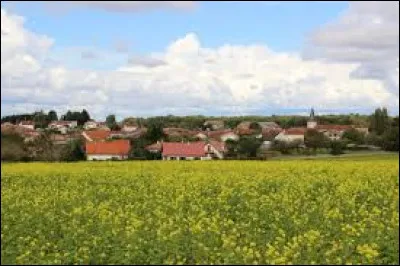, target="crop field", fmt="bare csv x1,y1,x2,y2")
1,155,399,265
